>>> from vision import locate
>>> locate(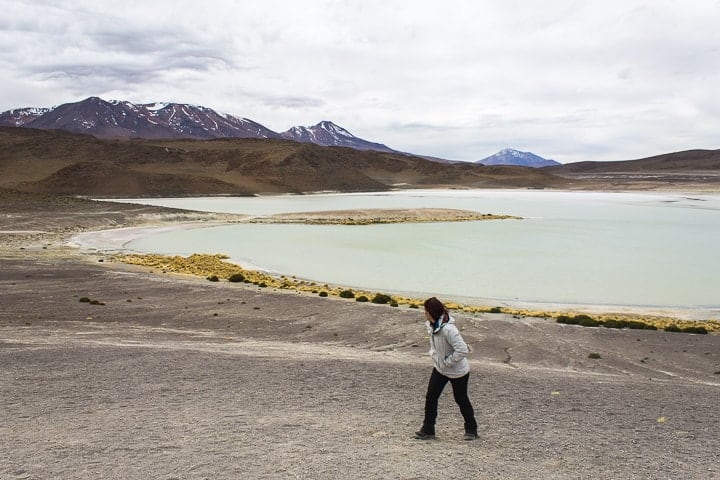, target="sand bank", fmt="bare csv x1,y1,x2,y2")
246,208,521,225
